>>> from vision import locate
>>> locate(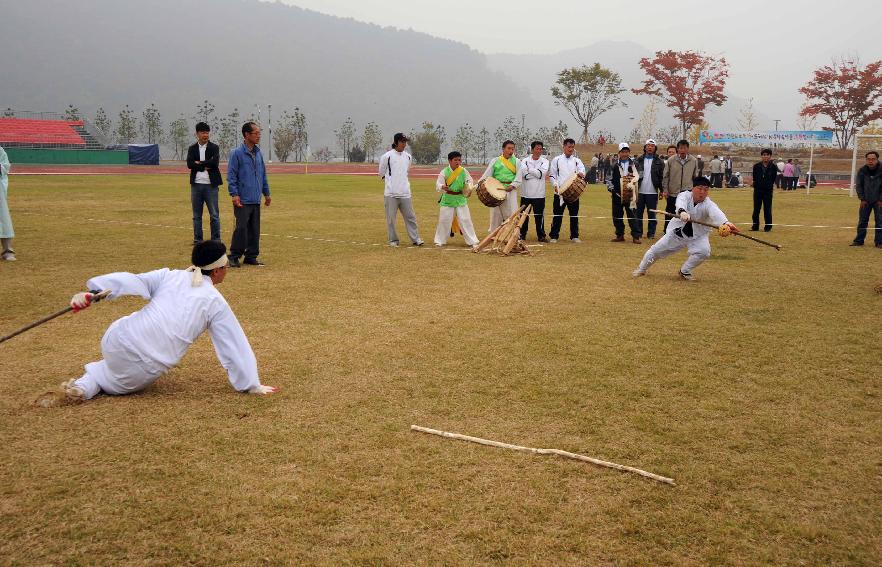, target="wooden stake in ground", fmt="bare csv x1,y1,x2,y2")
473,205,525,253
410,425,676,486
0,290,112,345
650,209,782,251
